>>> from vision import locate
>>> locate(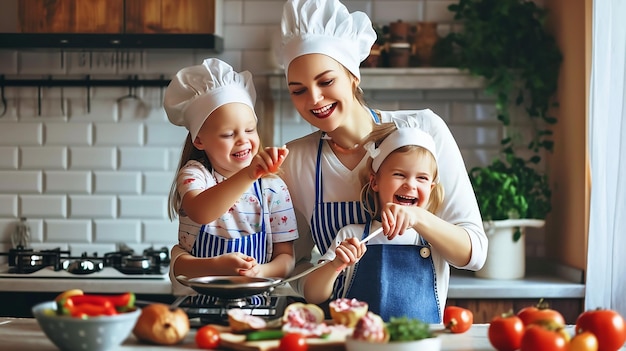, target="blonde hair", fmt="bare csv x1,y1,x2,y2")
358,123,445,219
